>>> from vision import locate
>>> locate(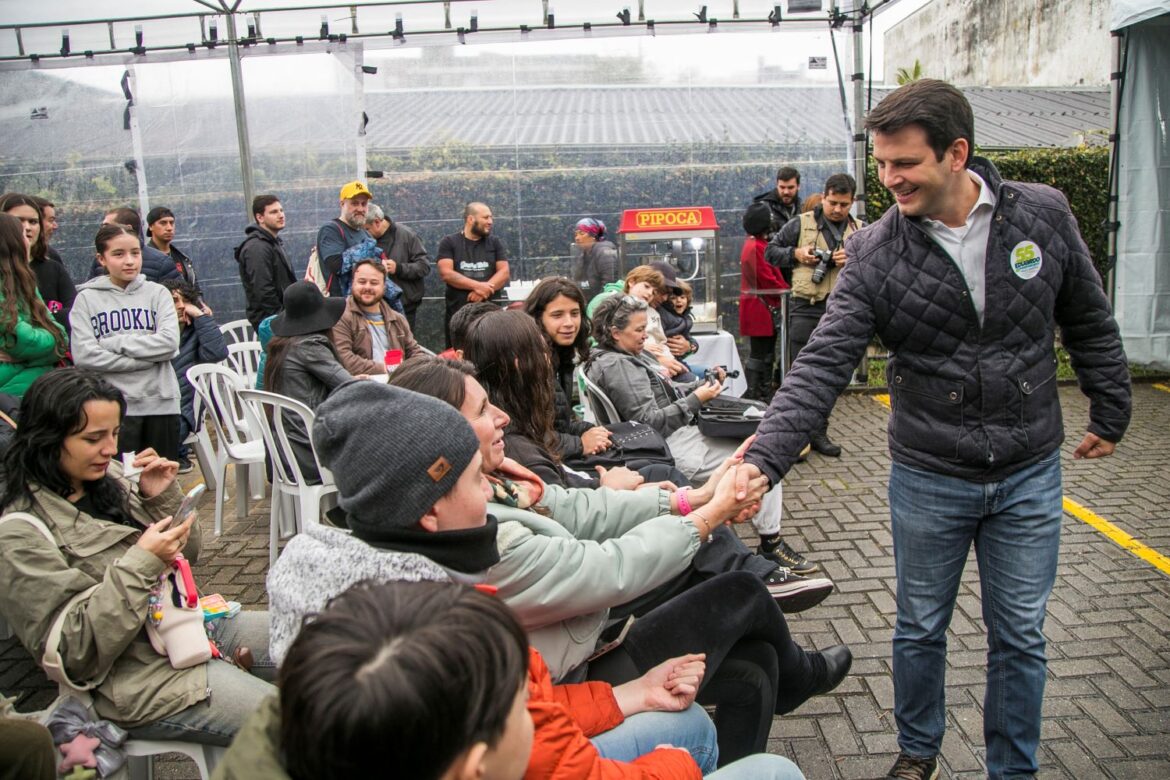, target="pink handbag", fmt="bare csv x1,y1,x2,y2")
145,555,213,669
